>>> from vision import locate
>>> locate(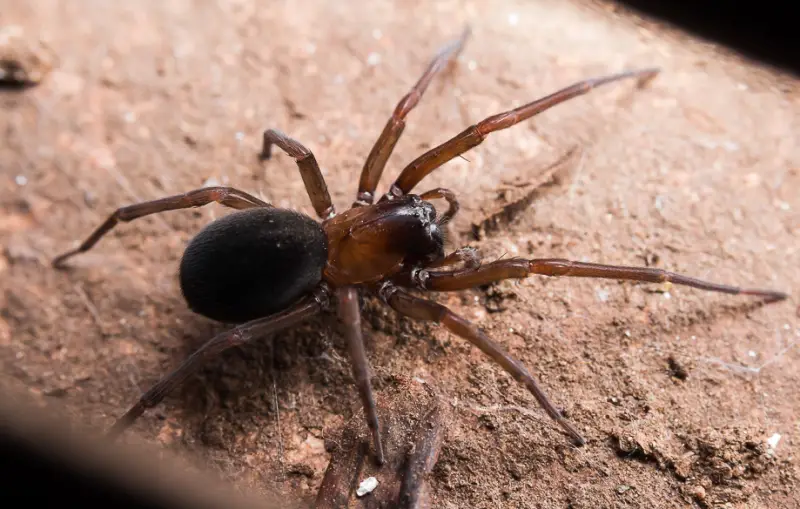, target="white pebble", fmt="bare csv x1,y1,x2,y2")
467,60,477,71
367,52,381,66
356,477,378,497
748,350,757,358
15,175,28,186
508,13,519,26
767,432,781,450
372,28,382,40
